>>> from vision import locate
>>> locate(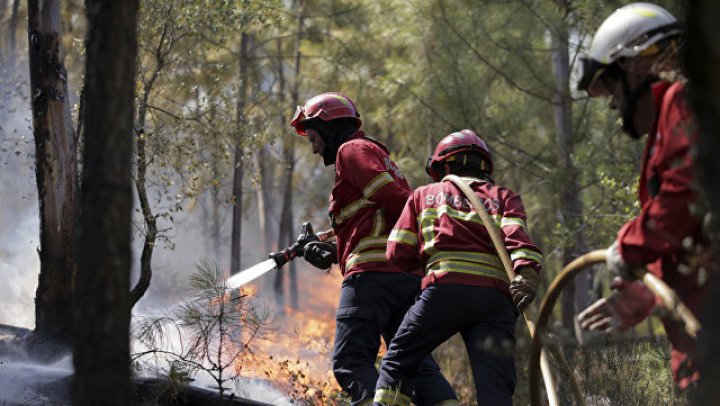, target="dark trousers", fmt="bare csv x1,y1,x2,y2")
333,272,457,405
376,284,518,406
